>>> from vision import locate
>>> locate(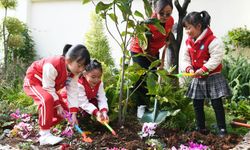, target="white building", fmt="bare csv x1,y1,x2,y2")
1,0,250,66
